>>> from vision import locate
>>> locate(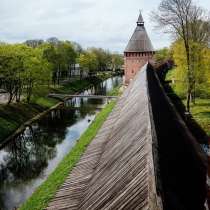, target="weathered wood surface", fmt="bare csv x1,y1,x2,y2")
47,64,162,210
